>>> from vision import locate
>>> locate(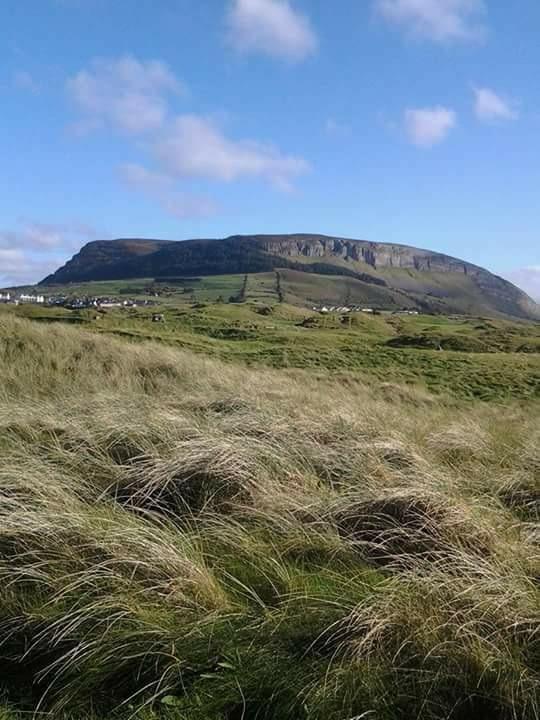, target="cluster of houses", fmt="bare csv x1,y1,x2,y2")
0,291,158,311
0,292,45,305
49,296,144,310
314,305,378,314
313,304,420,316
